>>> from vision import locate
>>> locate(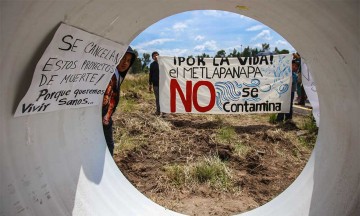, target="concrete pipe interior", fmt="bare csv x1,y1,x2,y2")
1,0,359,215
